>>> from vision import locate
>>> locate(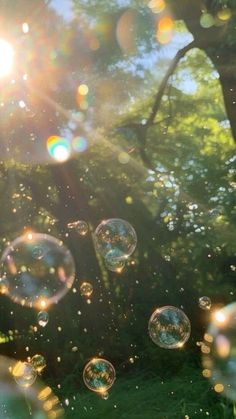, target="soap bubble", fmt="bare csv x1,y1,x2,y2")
94,218,137,260
83,358,116,394
148,306,191,349
30,354,46,374
0,355,64,418
202,302,236,402
32,245,45,260
105,255,125,273
199,296,211,311
37,311,49,327
67,220,89,236
12,361,37,388
80,282,93,298
0,232,75,309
